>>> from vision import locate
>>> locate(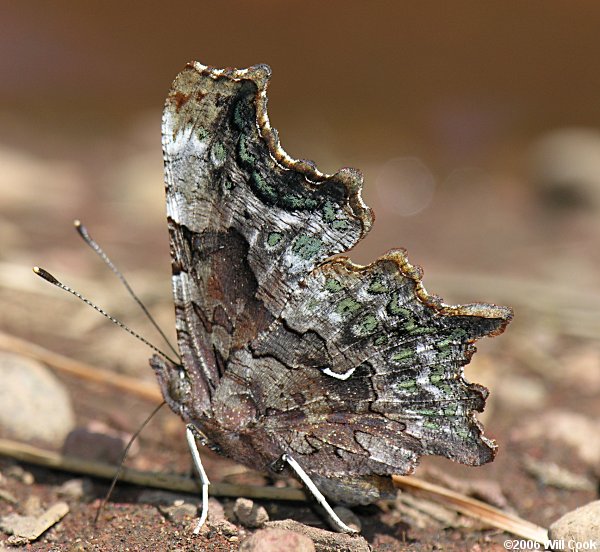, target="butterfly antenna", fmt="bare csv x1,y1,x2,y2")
74,220,180,361
33,266,179,366
94,401,166,527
